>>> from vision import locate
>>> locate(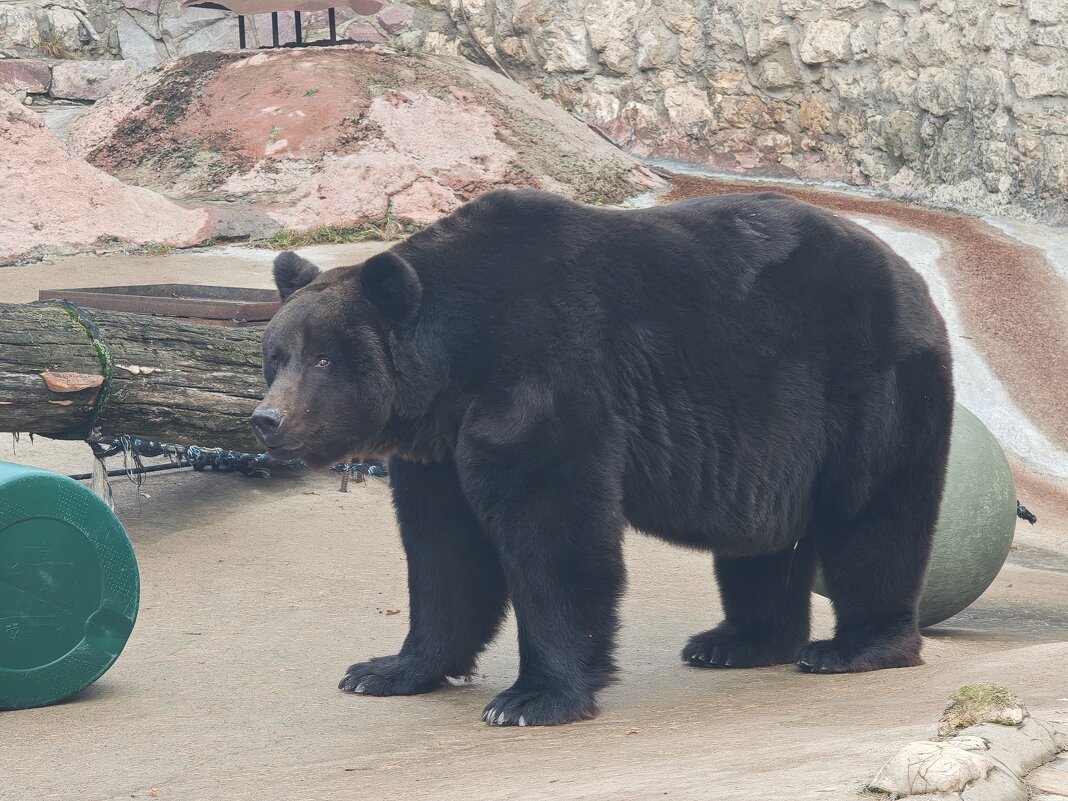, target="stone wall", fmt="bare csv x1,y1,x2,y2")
403,0,1068,222
3,0,1066,221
